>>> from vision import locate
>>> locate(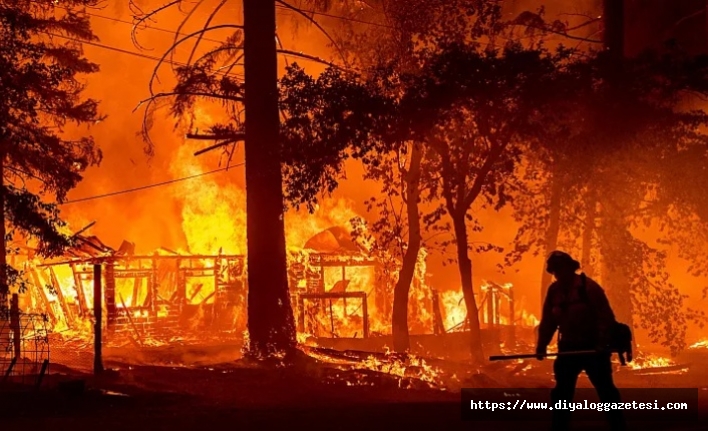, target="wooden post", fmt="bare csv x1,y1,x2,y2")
93,264,103,374
213,256,222,327
150,255,157,317
508,284,516,345
297,295,305,333
69,263,89,316
431,288,445,335
361,293,369,338
10,294,20,360
104,261,116,333
486,286,494,329
341,265,346,313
